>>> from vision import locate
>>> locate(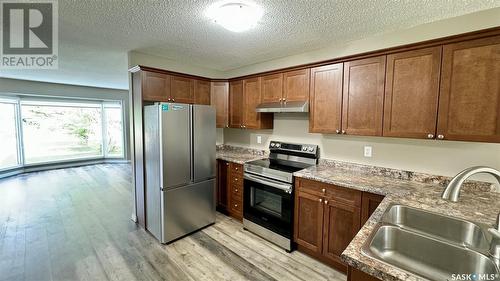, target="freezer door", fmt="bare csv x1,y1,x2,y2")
193,105,216,182
160,103,191,189
161,179,216,243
